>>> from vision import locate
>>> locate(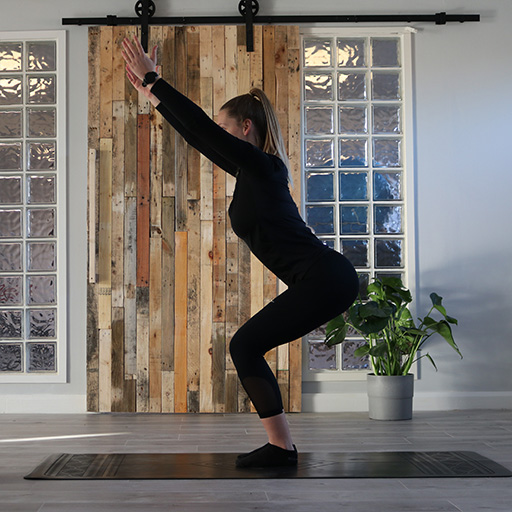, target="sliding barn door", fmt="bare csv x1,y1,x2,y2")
87,25,301,413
